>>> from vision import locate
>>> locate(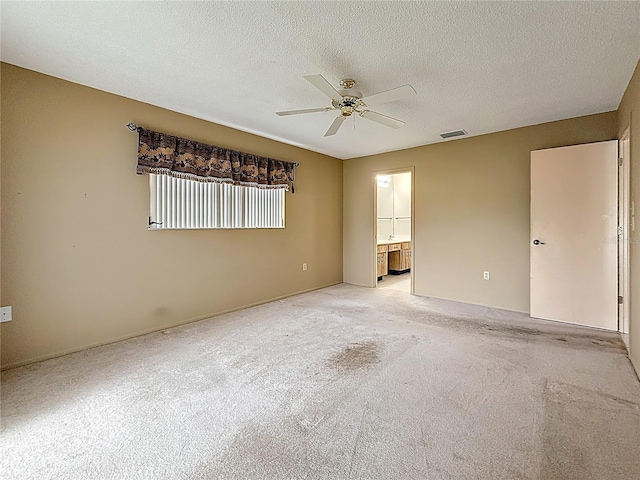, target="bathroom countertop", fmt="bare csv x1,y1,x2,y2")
377,236,411,246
